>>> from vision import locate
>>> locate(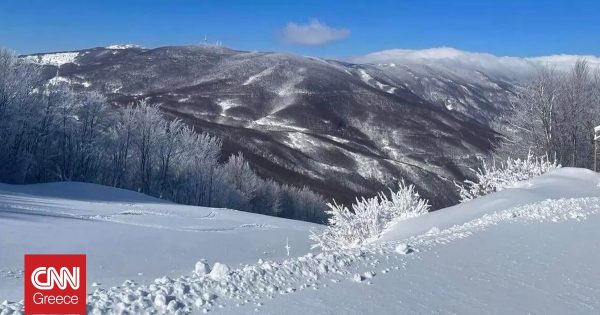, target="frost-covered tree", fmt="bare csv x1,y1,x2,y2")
72,91,112,181
455,153,559,202
0,49,43,182
498,67,562,158
379,181,431,222
106,105,135,187
311,181,430,250
130,102,164,194
219,153,260,206
499,60,600,168
560,60,598,167
154,118,184,194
